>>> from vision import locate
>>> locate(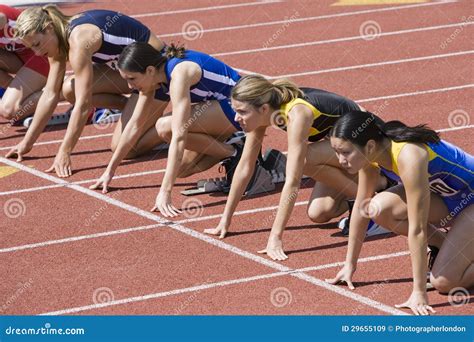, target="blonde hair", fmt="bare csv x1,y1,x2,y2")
15,5,73,58
231,74,303,109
